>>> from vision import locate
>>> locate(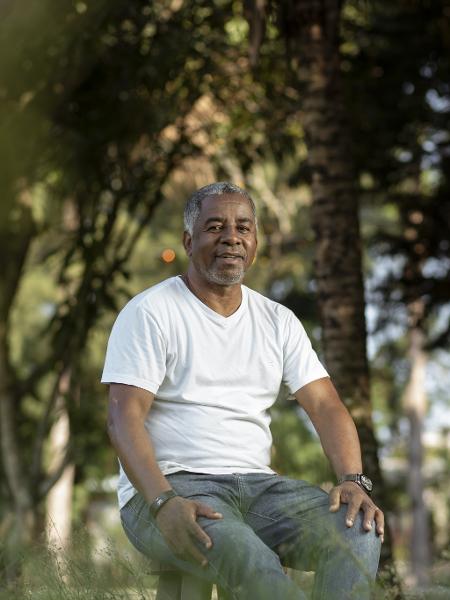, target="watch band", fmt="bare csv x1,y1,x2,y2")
338,473,373,494
149,490,178,518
